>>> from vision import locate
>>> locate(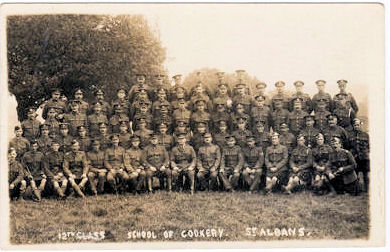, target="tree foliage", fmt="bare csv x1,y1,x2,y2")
7,14,166,120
